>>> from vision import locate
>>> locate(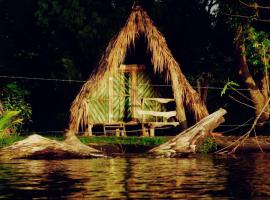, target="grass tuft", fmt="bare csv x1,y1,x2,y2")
78,136,170,146
0,135,25,148
0,135,171,148
198,137,217,154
